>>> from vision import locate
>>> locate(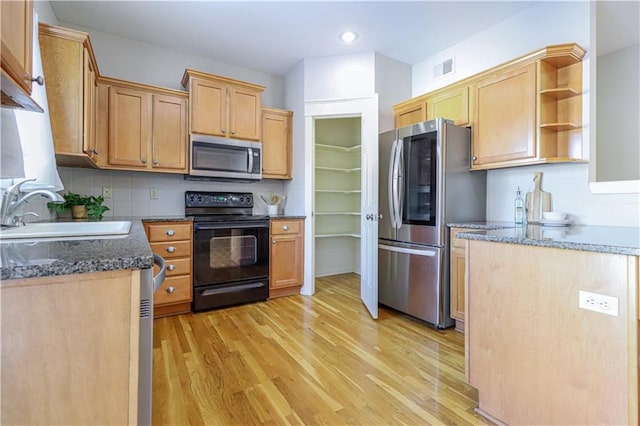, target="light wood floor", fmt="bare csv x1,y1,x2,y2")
152,273,492,425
